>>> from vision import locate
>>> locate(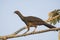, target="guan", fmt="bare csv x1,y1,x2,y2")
14,10,56,33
